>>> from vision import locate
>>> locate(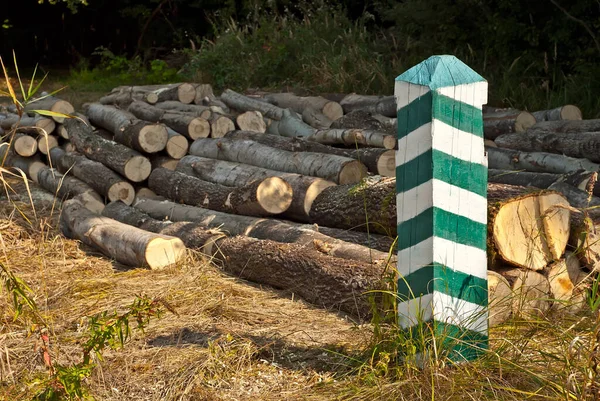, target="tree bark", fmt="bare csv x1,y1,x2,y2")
188,137,367,185
309,176,396,236
531,105,582,122
102,201,388,319
488,169,597,193
339,94,396,117
150,155,179,171
224,130,395,176
0,147,45,182
148,168,293,216
154,101,213,119
483,109,536,139
301,107,333,129
37,166,105,213
64,118,152,182
52,148,135,205
176,155,335,221
495,131,600,163
221,89,286,120
25,95,74,123
128,101,210,140
98,90,154,108
263,93,343,121
486,146,600,174
488,184,570,271
0,114,56,135
61,199,186,269
331,110,392,133
528,119,600,134
132,197,394,265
